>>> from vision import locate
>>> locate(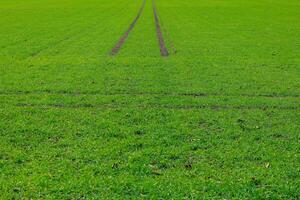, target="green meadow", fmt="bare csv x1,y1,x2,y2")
0,0,299,199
